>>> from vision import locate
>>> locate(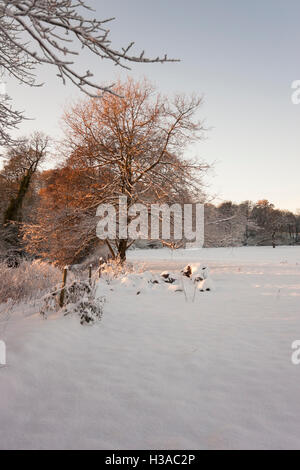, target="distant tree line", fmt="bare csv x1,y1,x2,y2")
205,200,300,248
